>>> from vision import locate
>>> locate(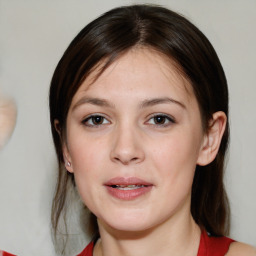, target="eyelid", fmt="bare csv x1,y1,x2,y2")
82,113,111,127
146,113,176,126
